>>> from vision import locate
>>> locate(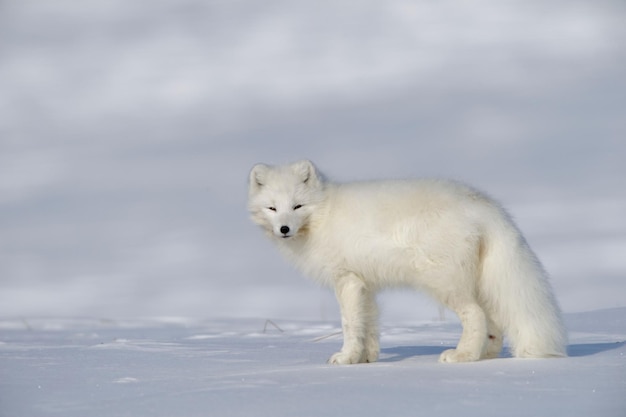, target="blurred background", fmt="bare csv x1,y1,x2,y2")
1,0,625,321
